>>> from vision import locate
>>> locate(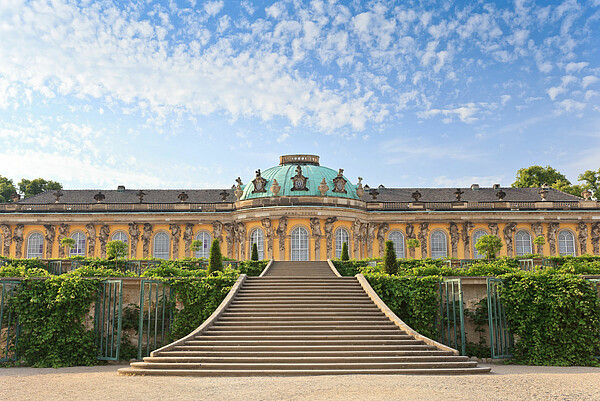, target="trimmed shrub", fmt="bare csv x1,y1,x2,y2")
251,243,259,261
341,242,349,261
384,240,398,275
208,239,223,274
